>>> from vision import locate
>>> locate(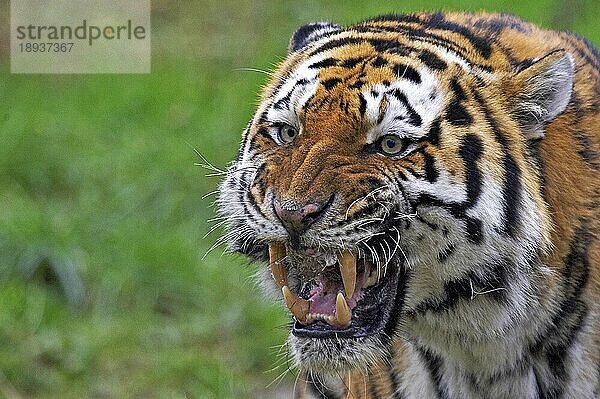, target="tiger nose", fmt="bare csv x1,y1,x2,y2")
273,198,329,237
